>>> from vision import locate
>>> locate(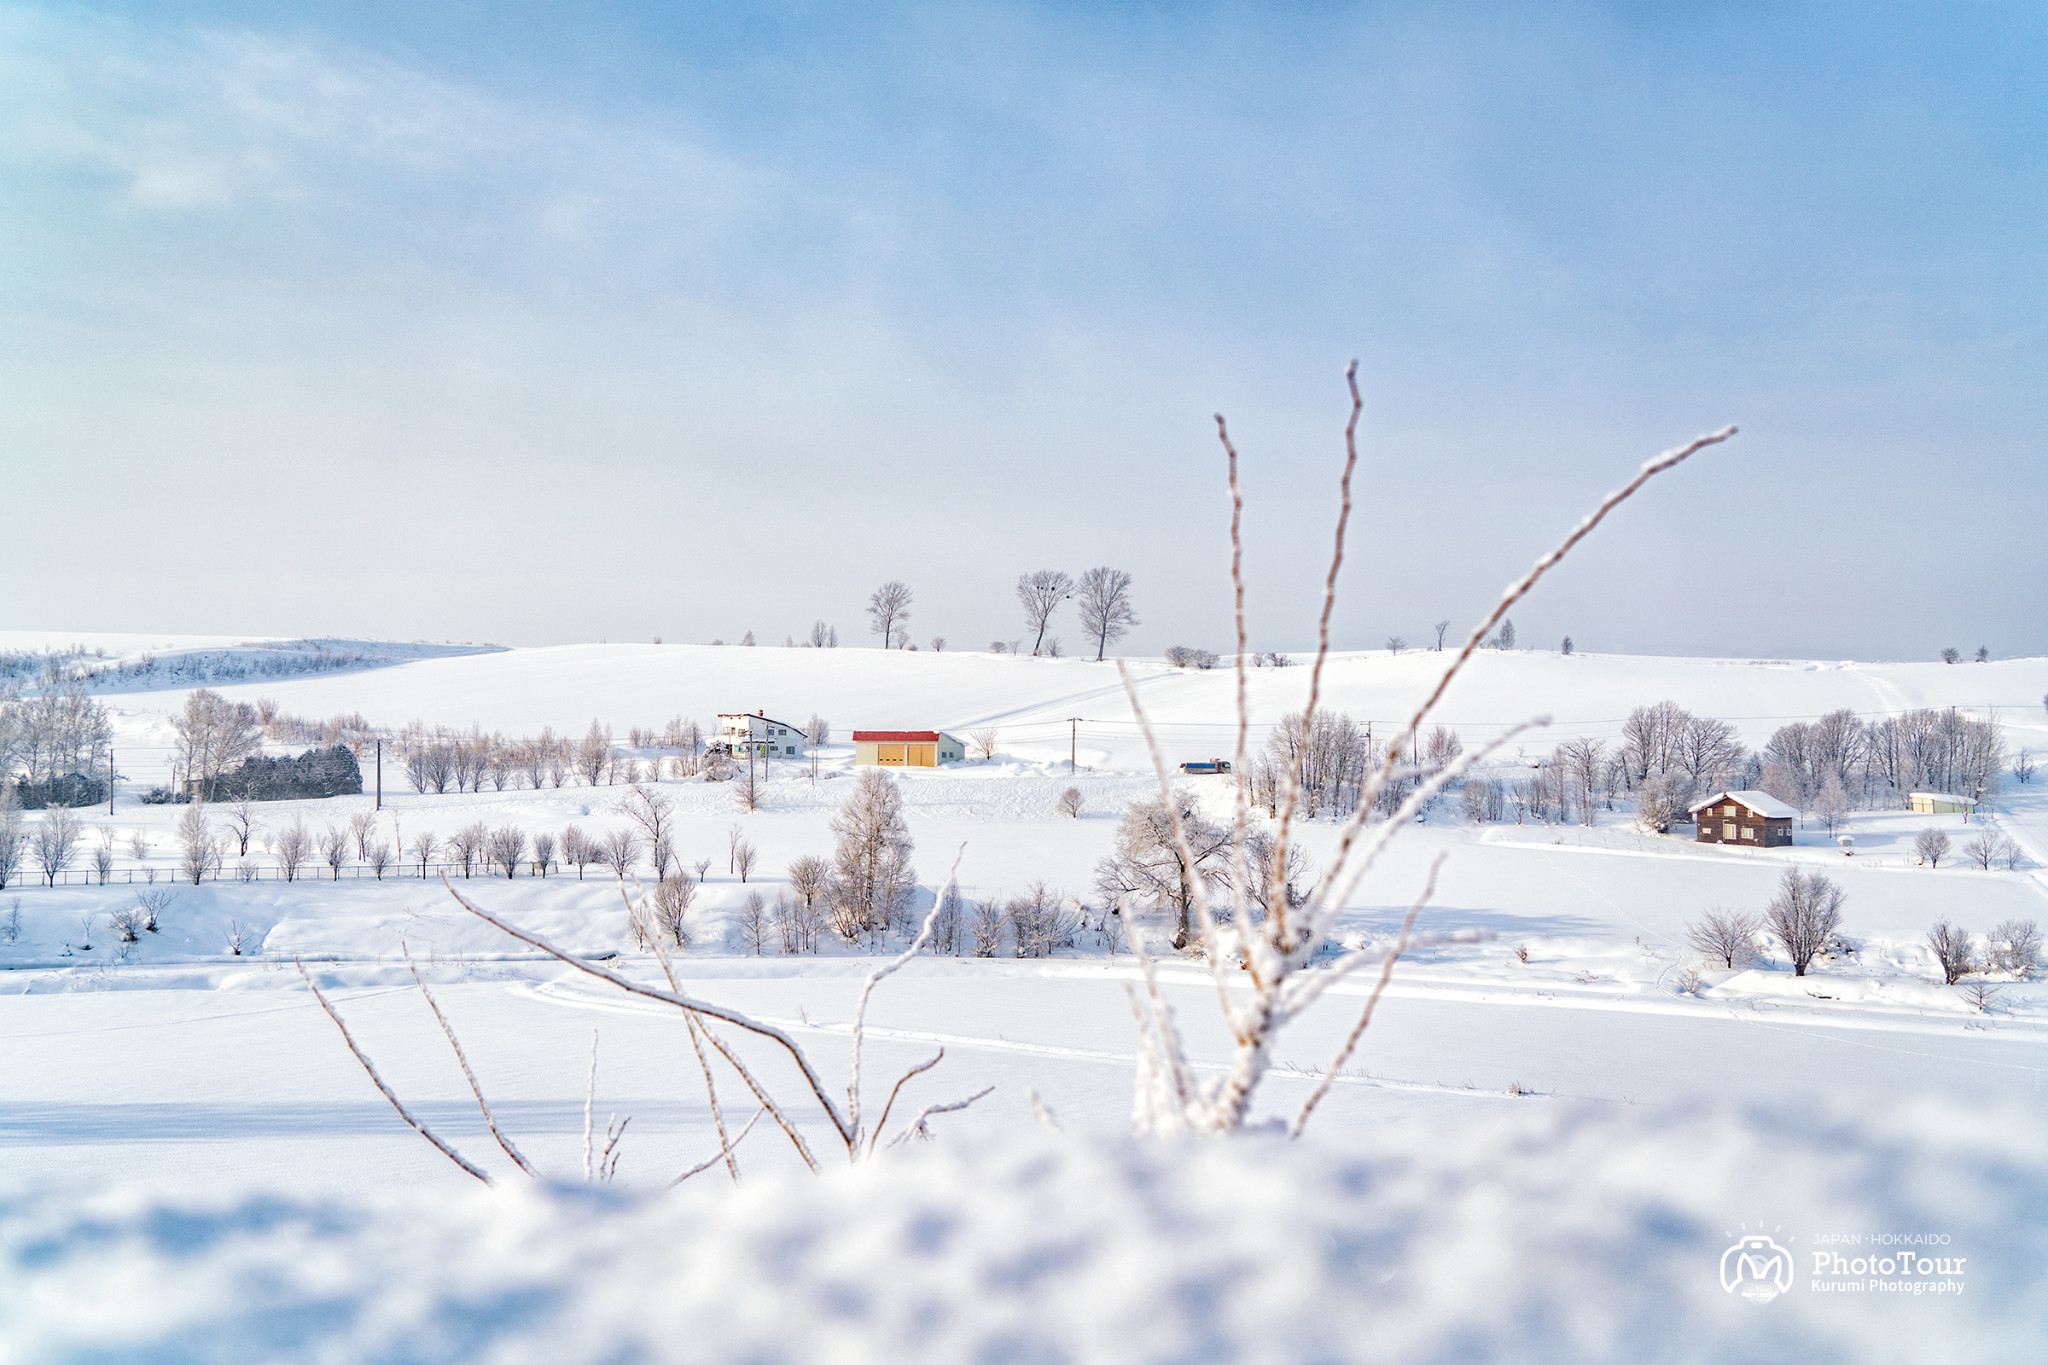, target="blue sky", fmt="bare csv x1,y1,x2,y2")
3,2,2042,658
